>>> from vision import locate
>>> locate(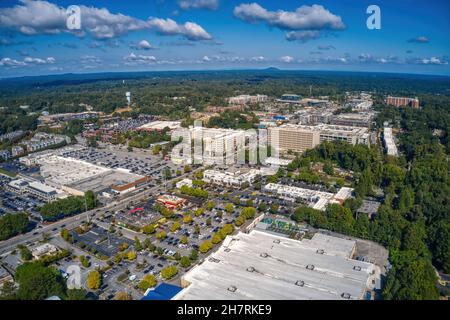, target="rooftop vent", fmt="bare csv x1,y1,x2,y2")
260,253,269,258
316,249,325,254
208,257,220,263
295,280,305,287
341,293,351,299
273,239,280,244
306,264,315,270
353,266,362,271
246,266,256,273
227,286,237,292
